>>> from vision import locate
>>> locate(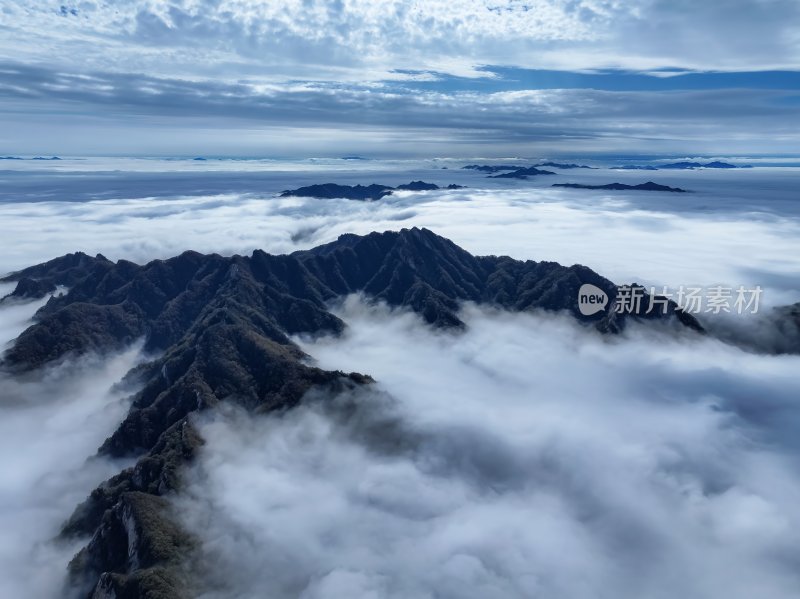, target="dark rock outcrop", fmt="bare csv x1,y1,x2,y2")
1,251,112,290
552,181,689,193
67,492,193,599
0,276,56,302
